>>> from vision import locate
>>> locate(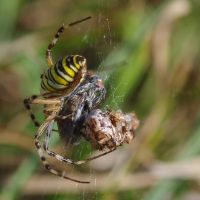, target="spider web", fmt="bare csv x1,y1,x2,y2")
37,3,140,200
